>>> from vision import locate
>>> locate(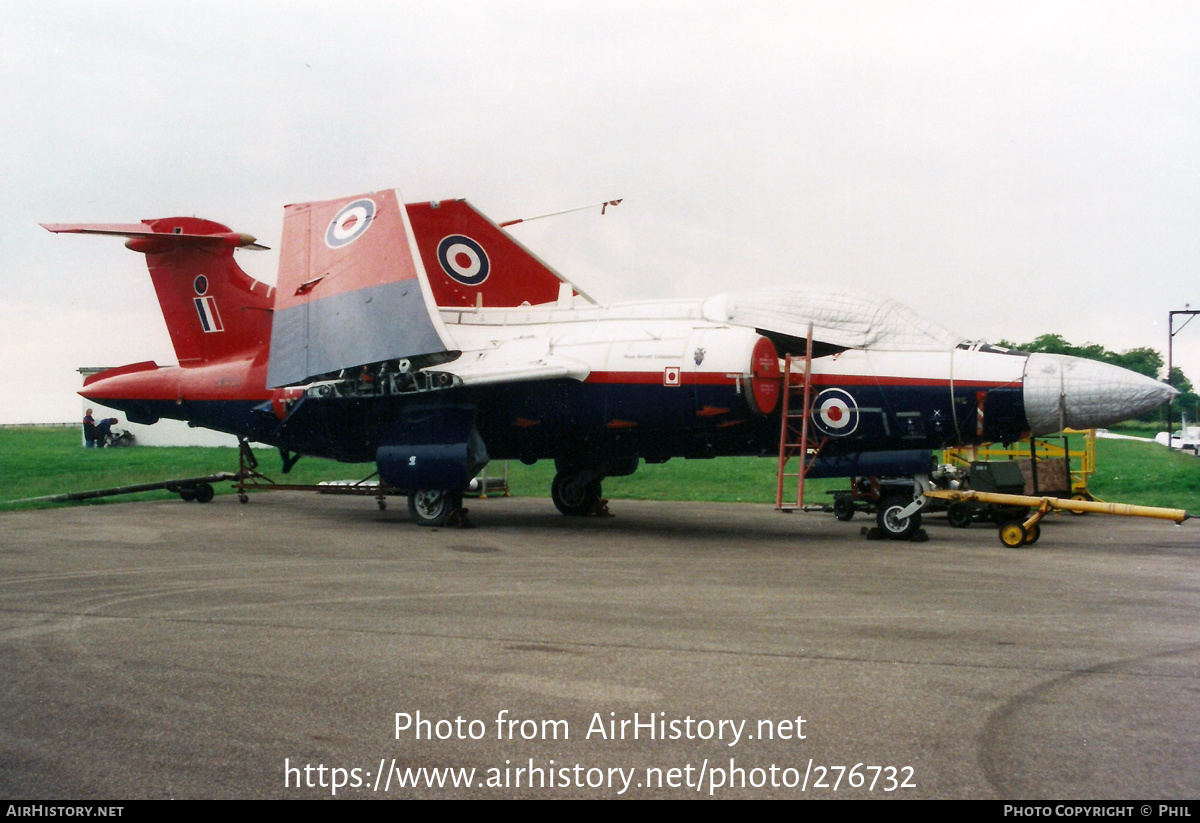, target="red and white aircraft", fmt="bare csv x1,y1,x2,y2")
44,189,1175,529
